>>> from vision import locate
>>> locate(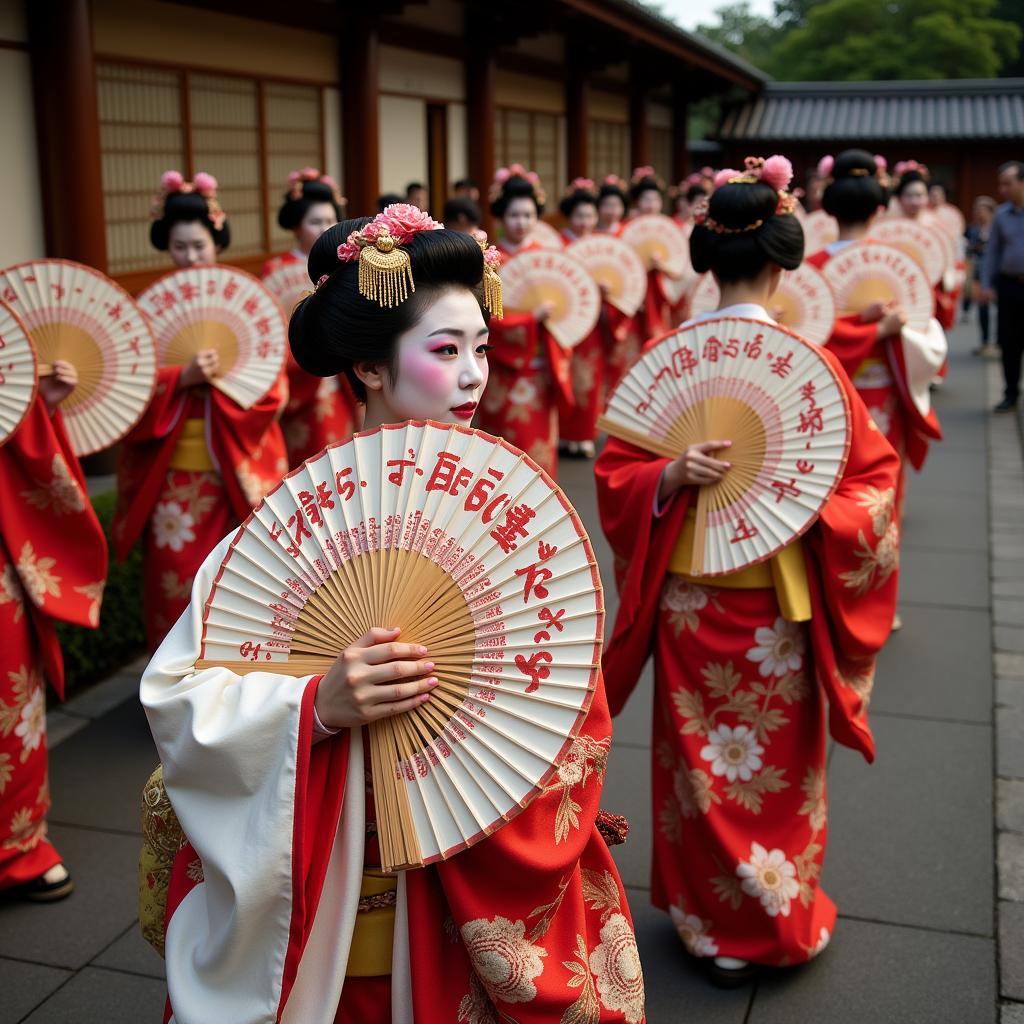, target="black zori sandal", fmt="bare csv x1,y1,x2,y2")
16,864,74,903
